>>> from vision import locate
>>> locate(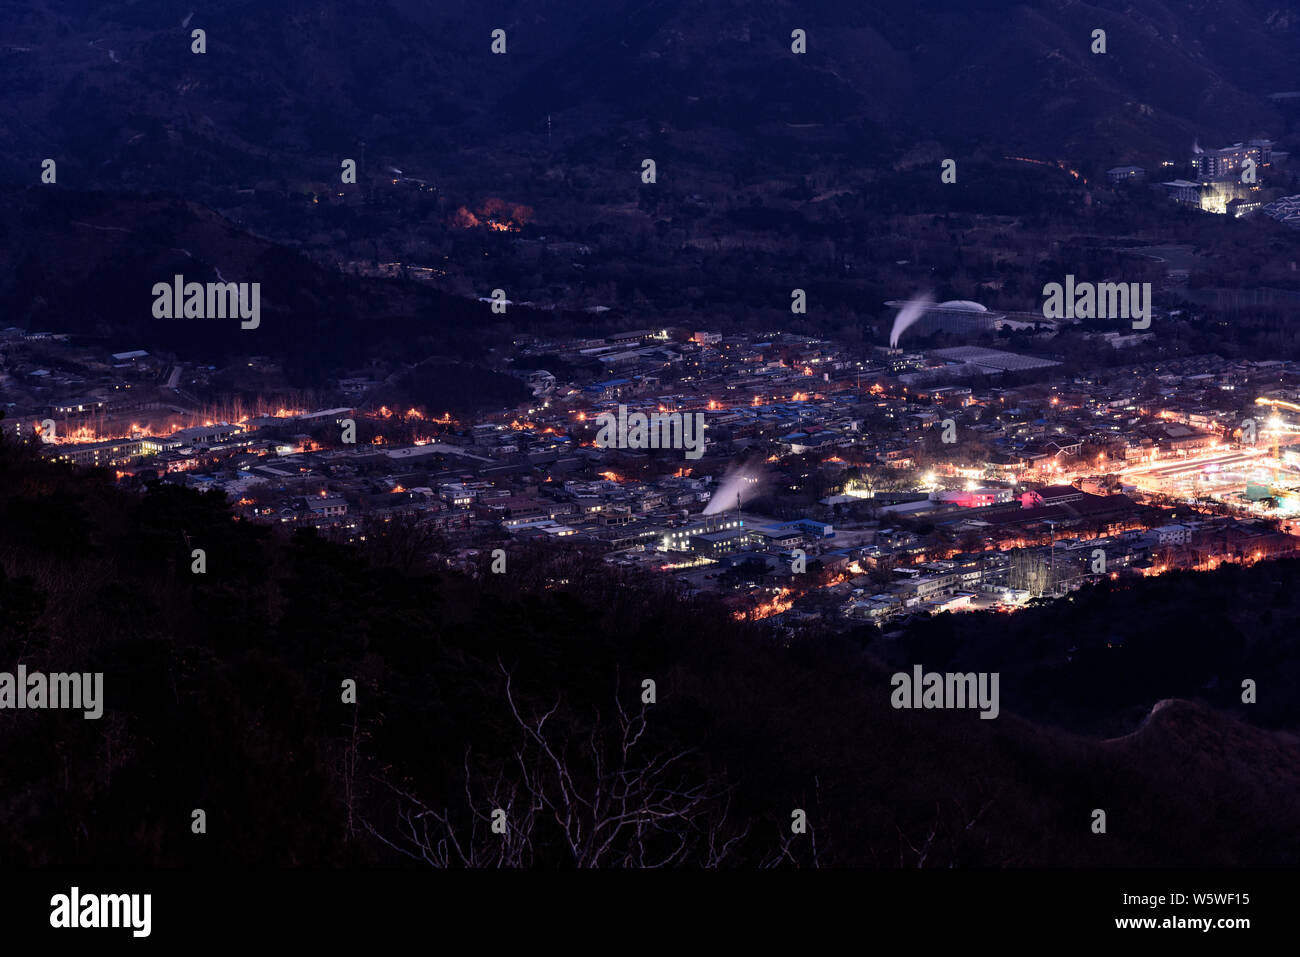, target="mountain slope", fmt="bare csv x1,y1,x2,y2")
0,0,1294,196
